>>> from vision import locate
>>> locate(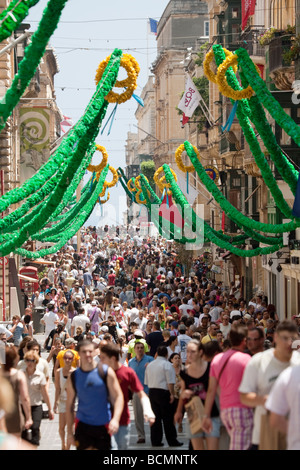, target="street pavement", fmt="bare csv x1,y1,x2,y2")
34,333,190,451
